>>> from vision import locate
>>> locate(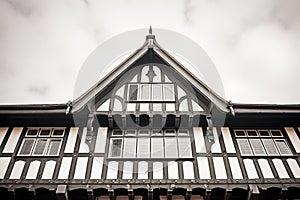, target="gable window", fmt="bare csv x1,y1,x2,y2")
18,128,64,156
127,83,175,102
